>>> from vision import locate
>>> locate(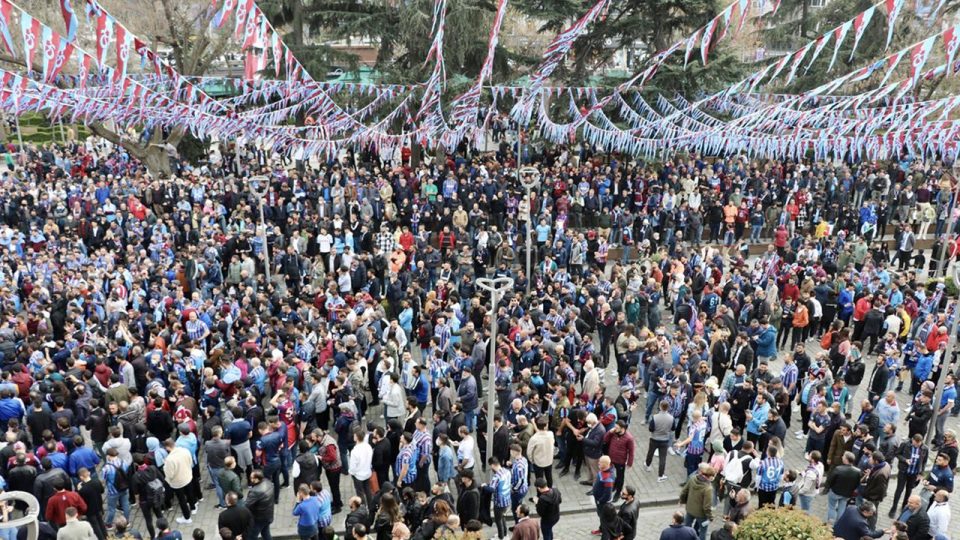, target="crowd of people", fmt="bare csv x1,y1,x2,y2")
0,133,956,540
